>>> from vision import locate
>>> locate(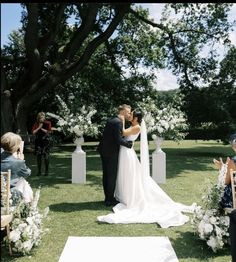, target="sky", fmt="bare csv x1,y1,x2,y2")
1,3,236,91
